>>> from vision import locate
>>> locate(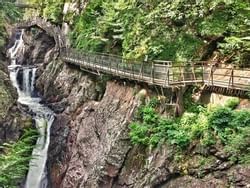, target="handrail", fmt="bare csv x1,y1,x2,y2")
61,48,250,91
15,19,250,92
